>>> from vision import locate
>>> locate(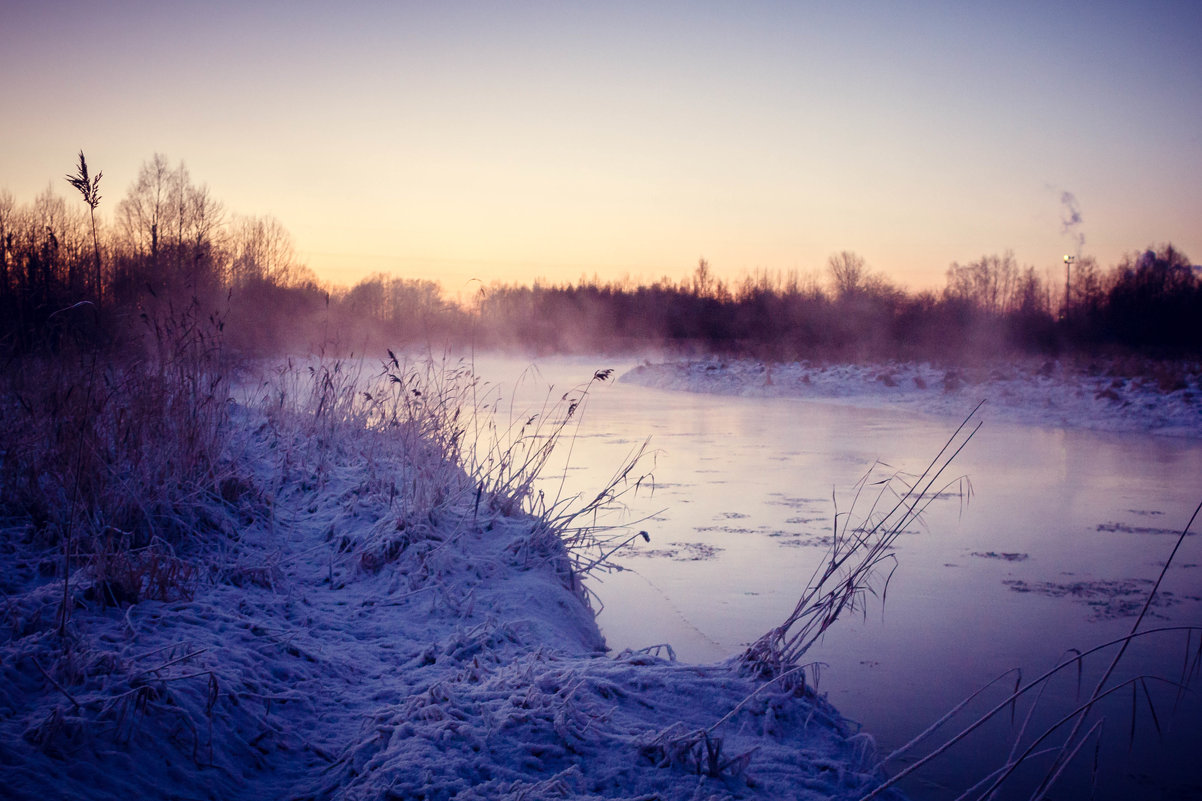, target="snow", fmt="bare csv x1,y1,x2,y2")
619,358,1202,438
1,381,900,800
